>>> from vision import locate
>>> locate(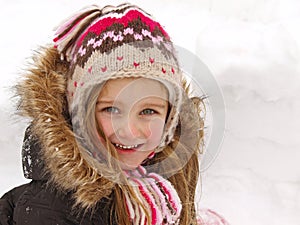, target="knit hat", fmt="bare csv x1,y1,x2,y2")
54,3,183,152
